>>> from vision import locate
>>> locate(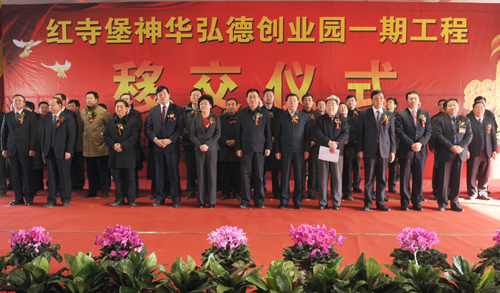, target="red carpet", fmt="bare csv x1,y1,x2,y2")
1,175,499,275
